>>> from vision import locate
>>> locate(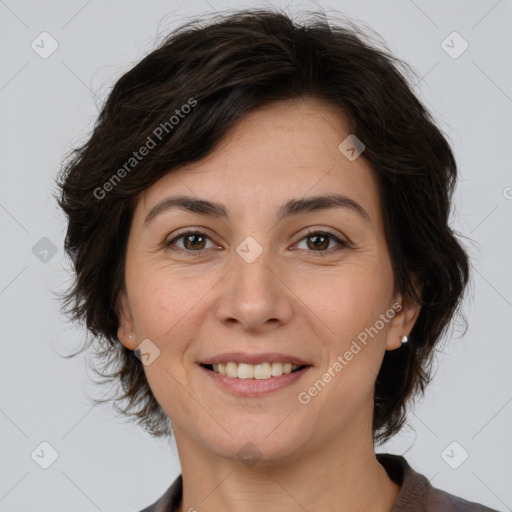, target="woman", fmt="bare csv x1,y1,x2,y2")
55,8,500,512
